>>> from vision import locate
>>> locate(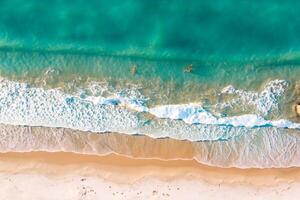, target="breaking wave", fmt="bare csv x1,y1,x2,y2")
0,78,298,142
